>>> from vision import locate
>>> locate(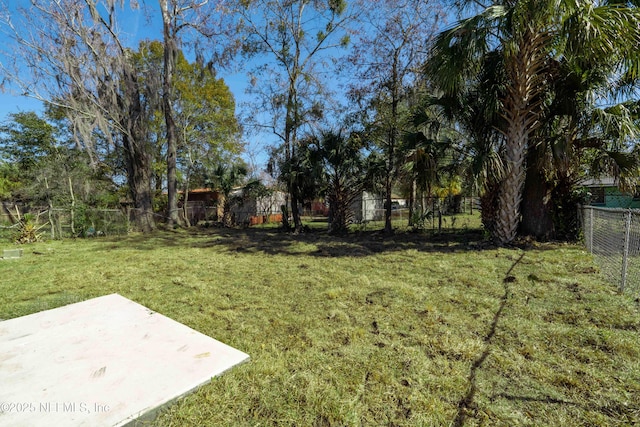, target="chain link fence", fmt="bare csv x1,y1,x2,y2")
1,205,130,240
301,195,478,229
357,196,478,231
581,206,640,295
1,195,481,240
48,208,130,238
